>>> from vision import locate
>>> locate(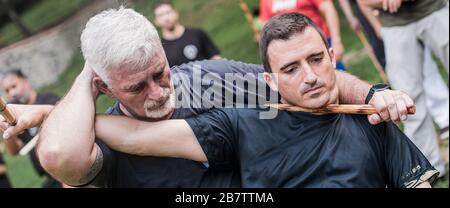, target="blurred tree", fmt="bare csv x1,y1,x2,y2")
0,0,31,37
